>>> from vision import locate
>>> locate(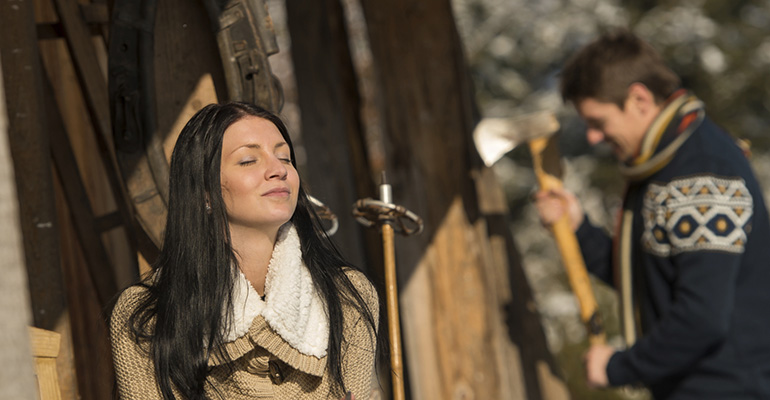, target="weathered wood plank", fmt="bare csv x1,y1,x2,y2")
36,1,131,398
44,71,118,306
285,0,378,271
0,1,81,398
0,49,39,400
29,327,63,400
54,177,115,400
358,0,569,398
0,0,66,335
51,0,112,147
154,0,225,157
52,0,137,255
